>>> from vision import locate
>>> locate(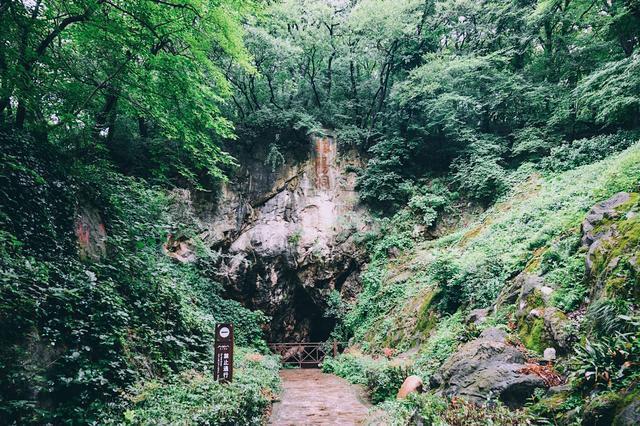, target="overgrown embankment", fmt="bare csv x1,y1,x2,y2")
324,143,640,424
0,132,279,424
